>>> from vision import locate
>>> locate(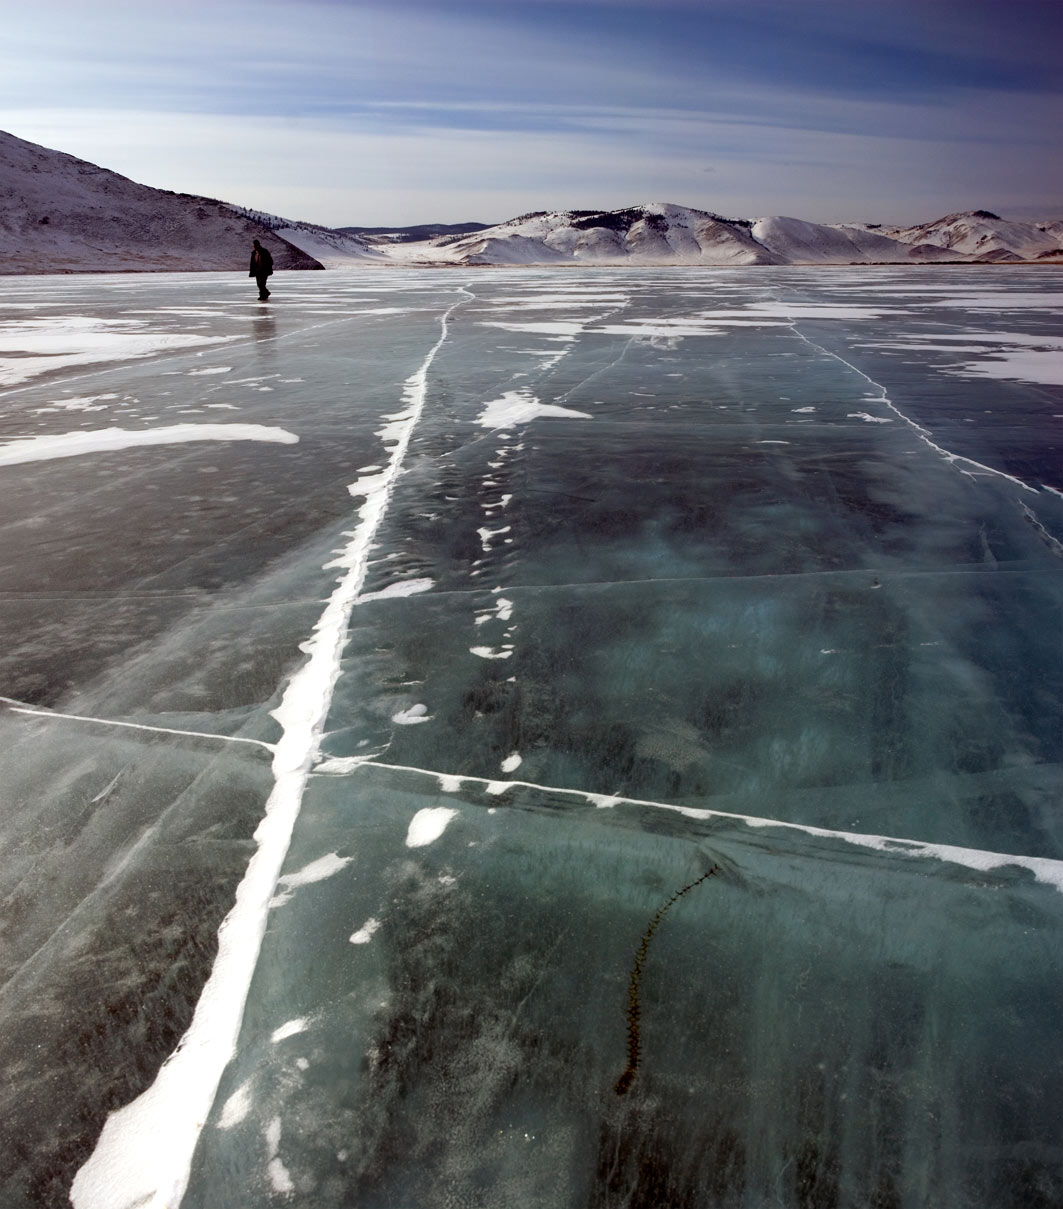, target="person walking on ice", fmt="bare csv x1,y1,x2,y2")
249,239,274,300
